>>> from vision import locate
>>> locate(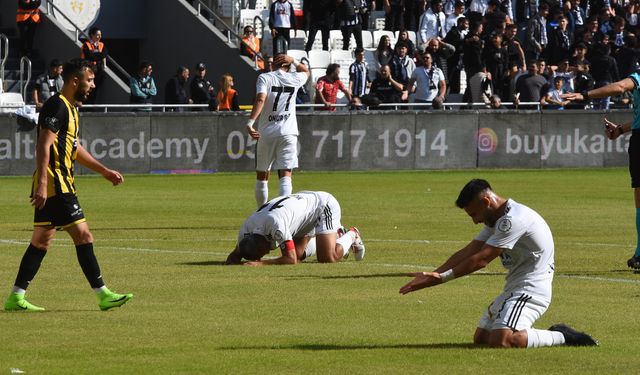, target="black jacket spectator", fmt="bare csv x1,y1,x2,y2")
463,24,484,80
590,43,620,85
545,18,573,65
165,67,190,111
